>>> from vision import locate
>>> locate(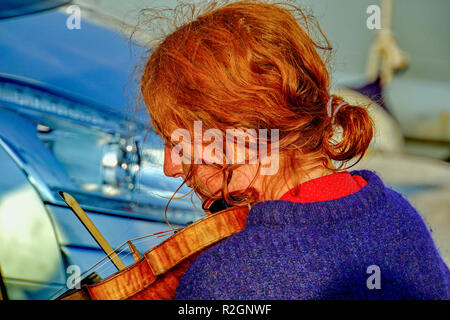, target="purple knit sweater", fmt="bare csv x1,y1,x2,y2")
175,170,450,299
